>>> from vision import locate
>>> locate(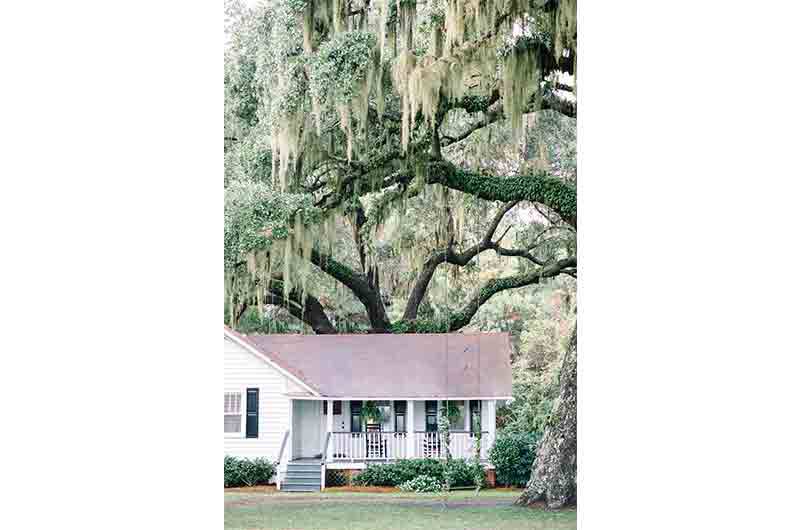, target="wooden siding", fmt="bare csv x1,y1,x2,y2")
224,336,291,459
